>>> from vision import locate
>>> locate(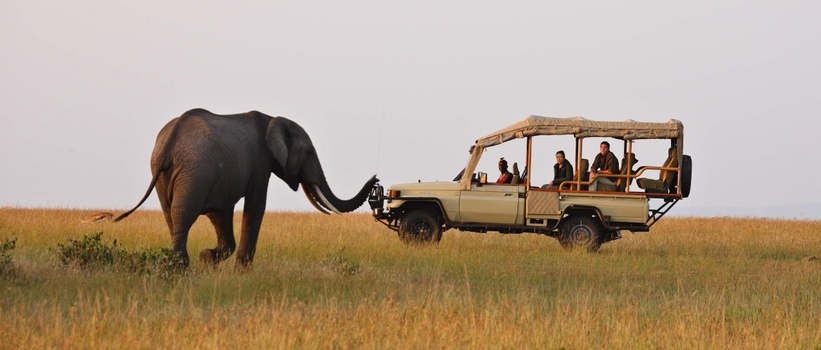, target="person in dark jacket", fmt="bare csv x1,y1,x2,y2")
544,150,573,189
590,141,620,191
